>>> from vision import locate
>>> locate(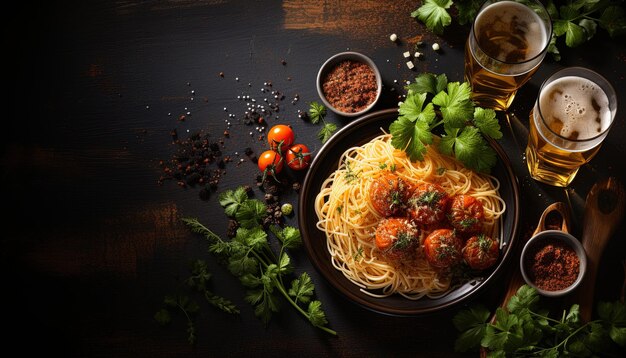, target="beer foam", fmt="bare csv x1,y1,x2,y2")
476,1,548,62
540,76,611,140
